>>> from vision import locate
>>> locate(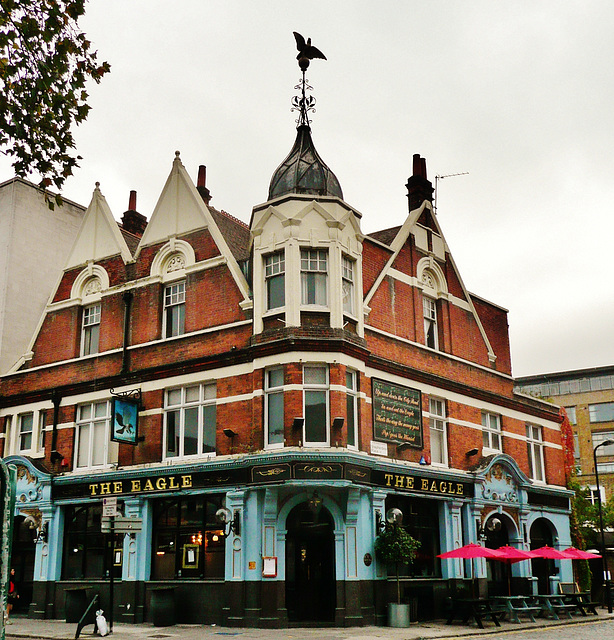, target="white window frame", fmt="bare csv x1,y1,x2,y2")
265,368,285,449
18,412,34,452
482,411,502,453
264,252,285,311
164,384,217,460
164,280,186,338
526,424,545,482
589,485,606,505
301,249,328,307
342,255,355,316
303,364,329,446
423,296,438,350
592,431,614,456
429,398,448,466
81,303,101,356
565,406,577,425
346,370,358,449
589,402,614,423
75,401,117,470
